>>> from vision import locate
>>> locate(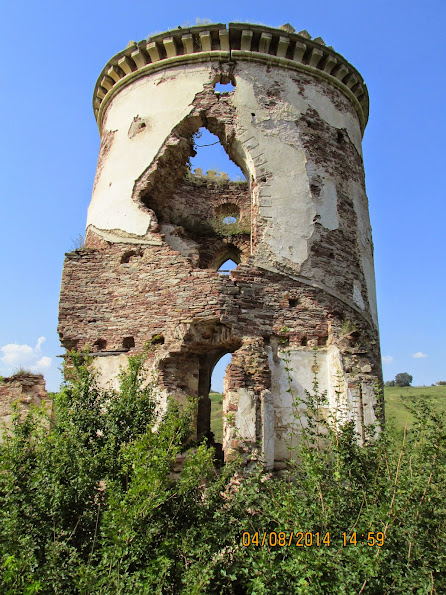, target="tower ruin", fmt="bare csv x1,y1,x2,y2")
58,22,382,468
